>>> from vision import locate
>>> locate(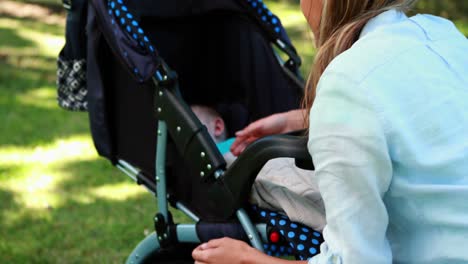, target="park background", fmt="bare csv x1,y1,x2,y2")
1,0,467,262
